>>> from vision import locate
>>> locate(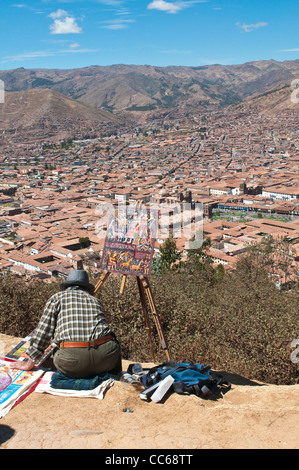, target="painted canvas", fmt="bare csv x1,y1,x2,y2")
0,360,44,418
5,331,56,367
100,205,159,277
